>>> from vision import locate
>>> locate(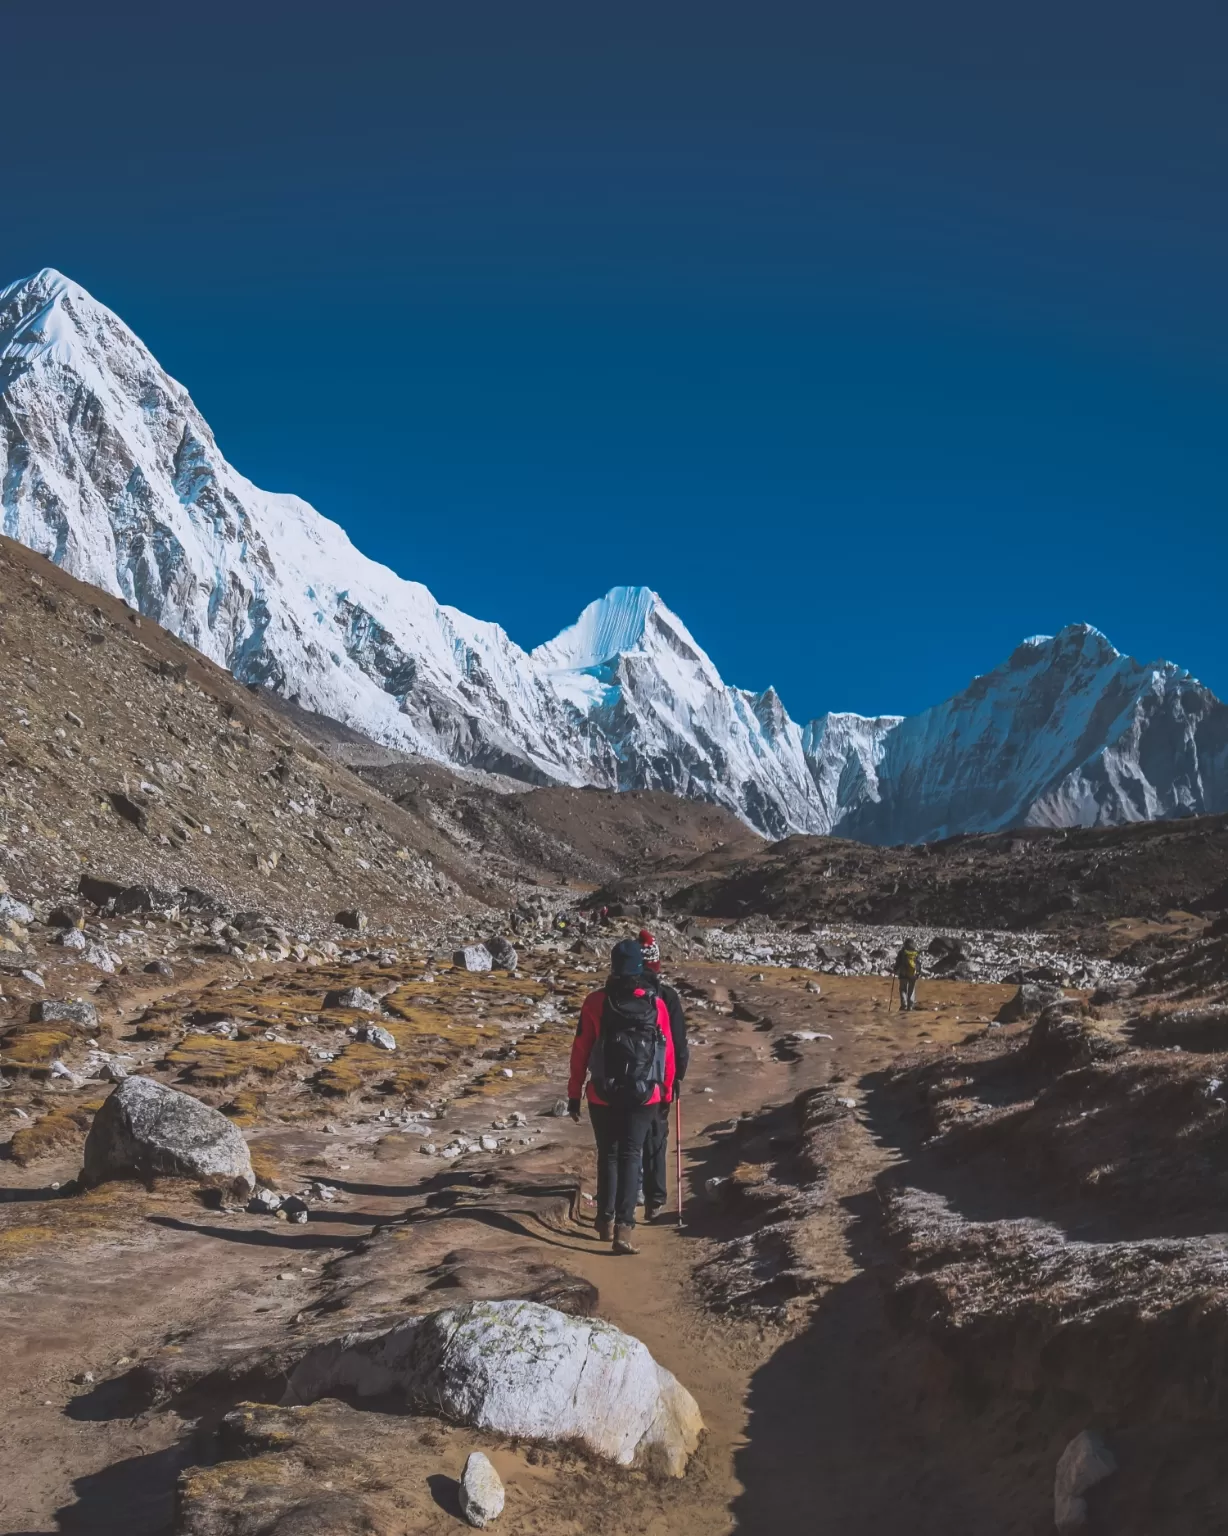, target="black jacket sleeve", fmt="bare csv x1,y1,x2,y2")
660,981,689,1083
